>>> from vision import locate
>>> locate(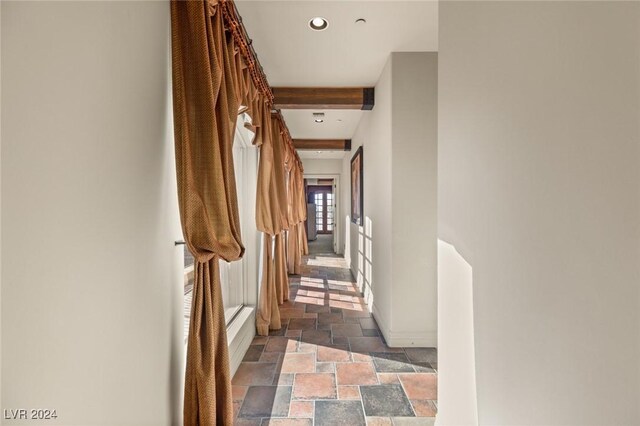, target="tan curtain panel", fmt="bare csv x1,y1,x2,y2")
271,119,291,306
255,116,291,335
274,232,289,304
173,0,308,419
254,104,276,235
287,223,302,274
257,234,281,336
287,161,307,274
271,118,290,231
171,0,252,423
